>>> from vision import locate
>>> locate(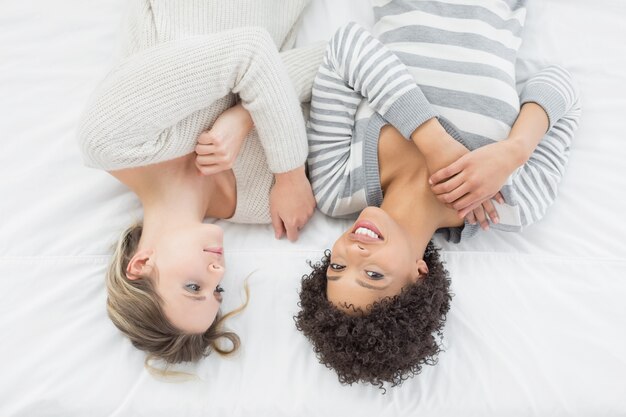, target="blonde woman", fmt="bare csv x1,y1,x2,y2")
78,0,324,364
